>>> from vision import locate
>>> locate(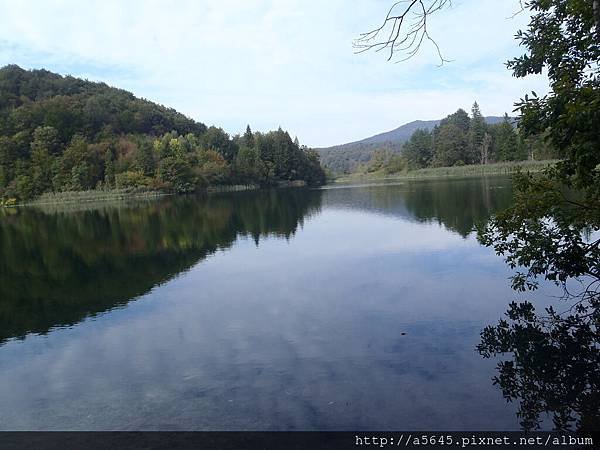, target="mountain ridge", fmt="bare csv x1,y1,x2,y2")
317,116,510,173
